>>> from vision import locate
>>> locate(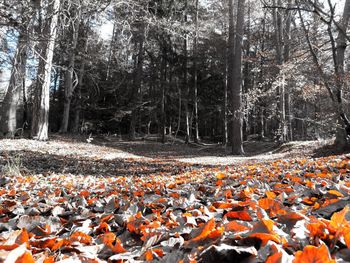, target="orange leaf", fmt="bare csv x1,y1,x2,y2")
328,190,344,197
30,238,57,249
100,232,116,245
51,239,71,251
32,224,51,237
277,212,305,226
70,231,92,245
249,233,281,245
189,218,216,243
108,238,127,253
0,244,19,251
251,219,275,234
101,214,113,223
145,250,154,261
51,239,64,251
239,187,253,199
207,226,224,239
145,248,164,261
8,189,16,197
329,206,349,229
15,251,35,263
226,211,252,221
293,244,335,263
79,190,90,197
134,191,144,197
225,221,249,232
169,192,180,199
216,180,223,186
154,248,164,257
43,256,55,263
266,191,277,199
216,172,226,180
343,227,350,248
212,202,235,209
87,197,98,205
307,221,327,239
96,222,110,234
258,198,285,216
16,228,29,245
266,252,282,263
